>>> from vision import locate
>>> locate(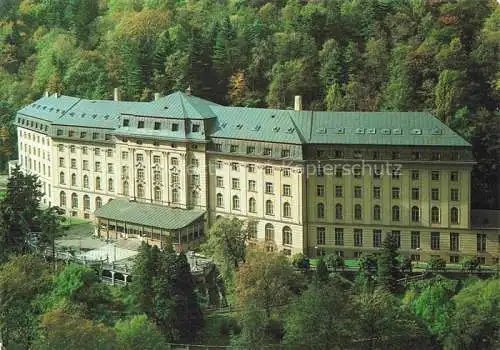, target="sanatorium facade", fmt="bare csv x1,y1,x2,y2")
11,90,500,264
